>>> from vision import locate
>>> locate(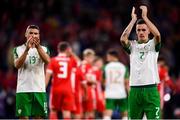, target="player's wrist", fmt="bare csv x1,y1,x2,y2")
131,19,137,24
24,50,29,55
25,47,29,52
36,44,41,49
142,15,148,20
